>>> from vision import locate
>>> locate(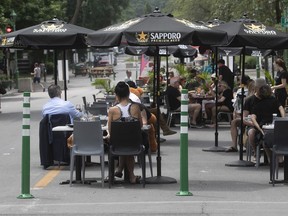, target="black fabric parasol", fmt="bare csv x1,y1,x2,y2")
211,17,288,166
0,18,94,100
87,8,228,184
